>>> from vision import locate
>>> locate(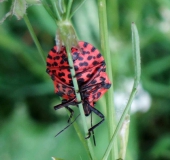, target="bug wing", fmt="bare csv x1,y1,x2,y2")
46,46,75,100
